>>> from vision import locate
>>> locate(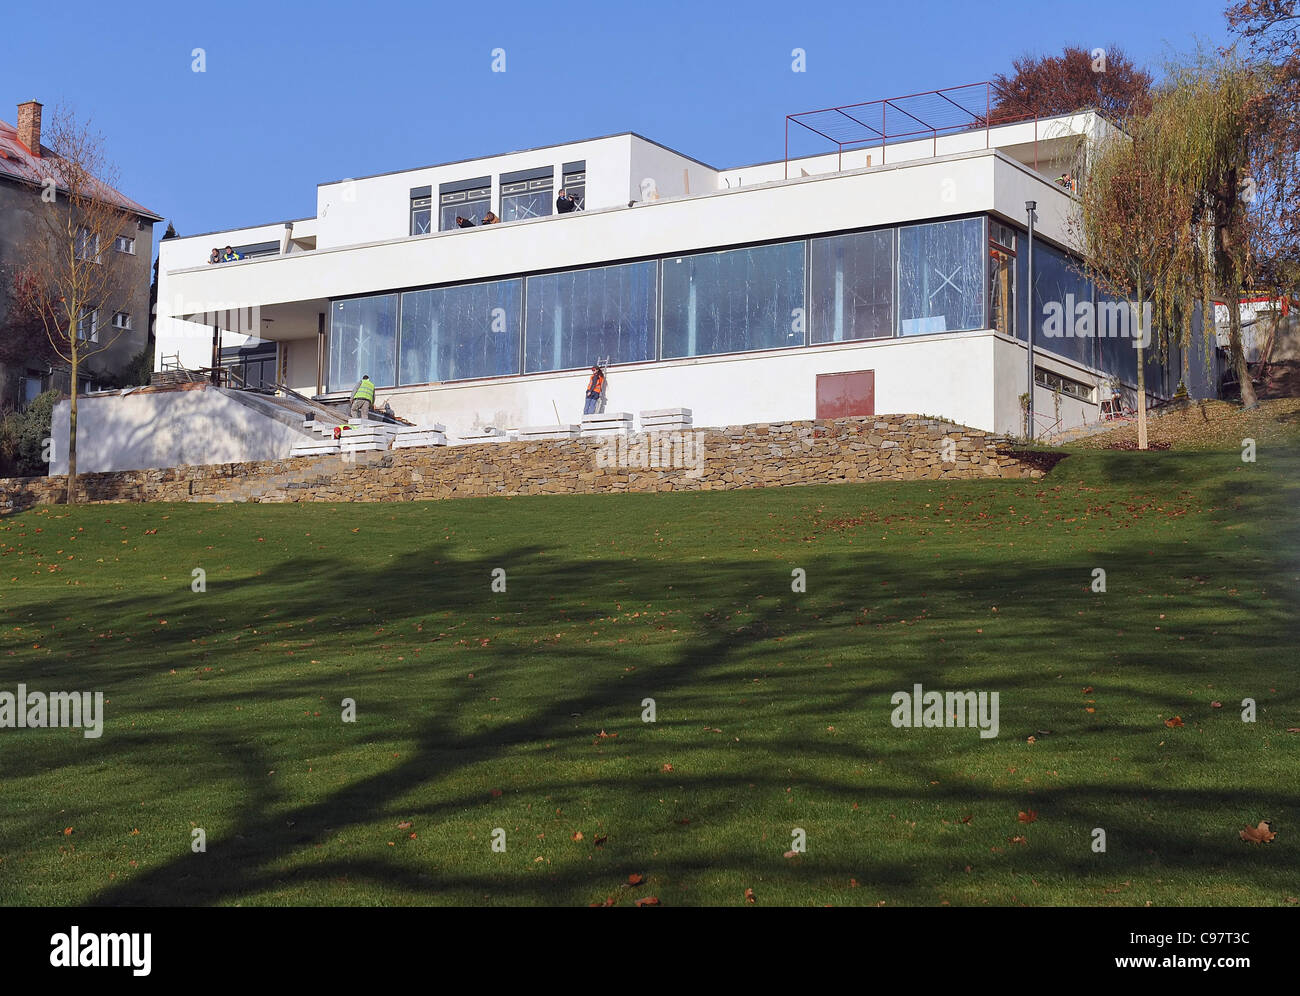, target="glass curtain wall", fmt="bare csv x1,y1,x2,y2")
898,218,985,335
399,279,522,385
661,241,805,358
328,294,398,391
524,261,657,373
809,229,893,342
